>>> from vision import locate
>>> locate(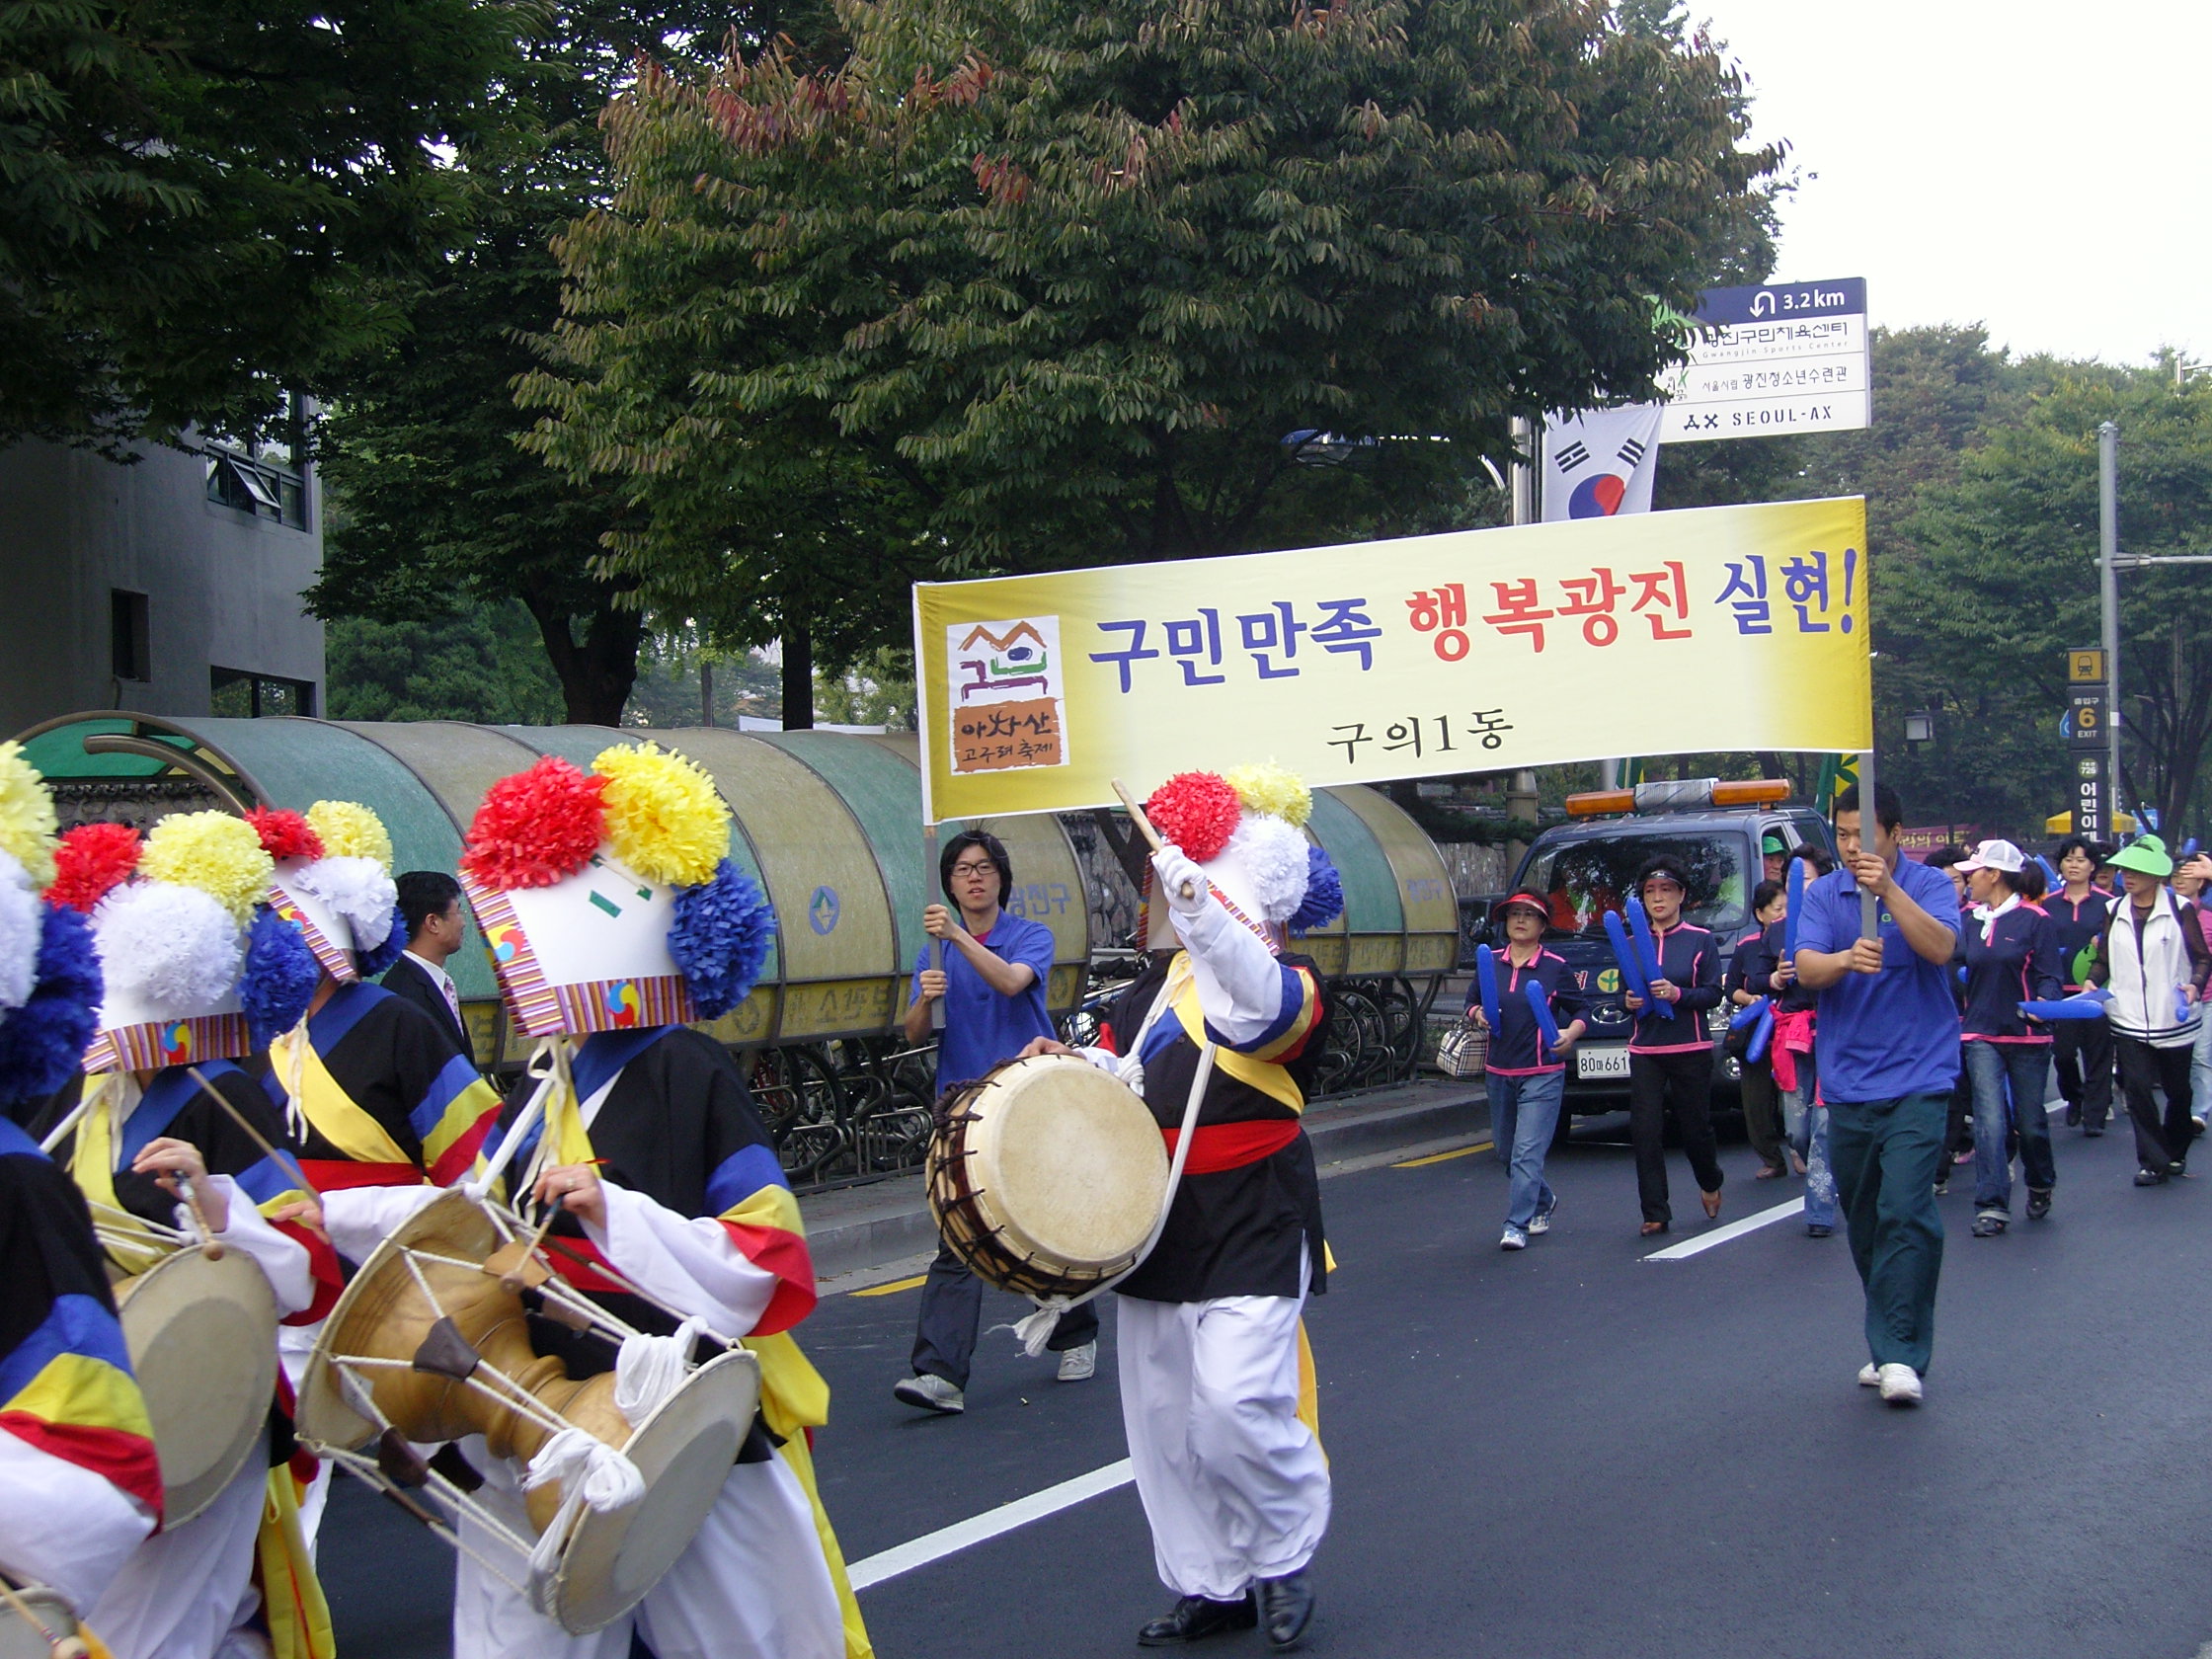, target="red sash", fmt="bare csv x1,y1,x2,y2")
1162,1120,1301,1174
296,1158,424,1193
